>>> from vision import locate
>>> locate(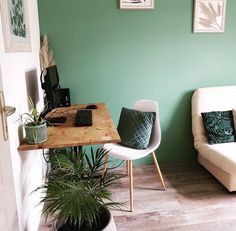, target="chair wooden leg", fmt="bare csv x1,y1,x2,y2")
102,154,109,177
152,152,166,190
126,160,129,176
128,160,133,212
